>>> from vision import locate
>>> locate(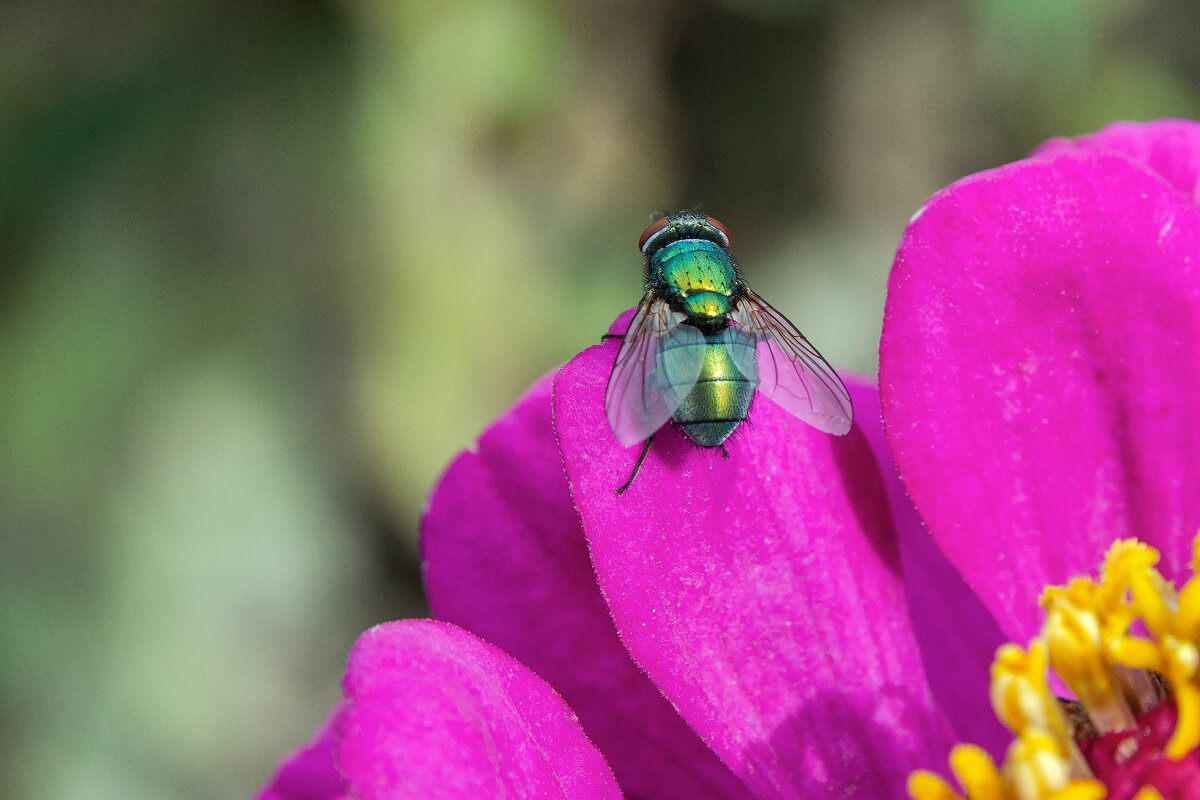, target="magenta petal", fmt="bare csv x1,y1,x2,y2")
847,378,1008,759
608,307,637,335
423,374,753,800
257,705,349,800
1034,119,1200,203
554,344,953,800
881,151,1200,642
337,619,621,800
